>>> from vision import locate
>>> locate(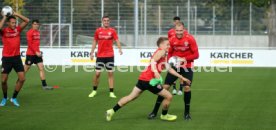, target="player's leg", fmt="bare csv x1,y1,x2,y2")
24,55,32,73
106,86,143,121
0,74,9,106
0,58,13,106
107,71,116,98
182,68,193,120
178,79,184,95
106,57,116,98
11,72,25,107
37,62,52,90
157,89,177,121
88,58,104,97
24,65,31,73
172,81,177,95
10,56,26,107
148,72,178,119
